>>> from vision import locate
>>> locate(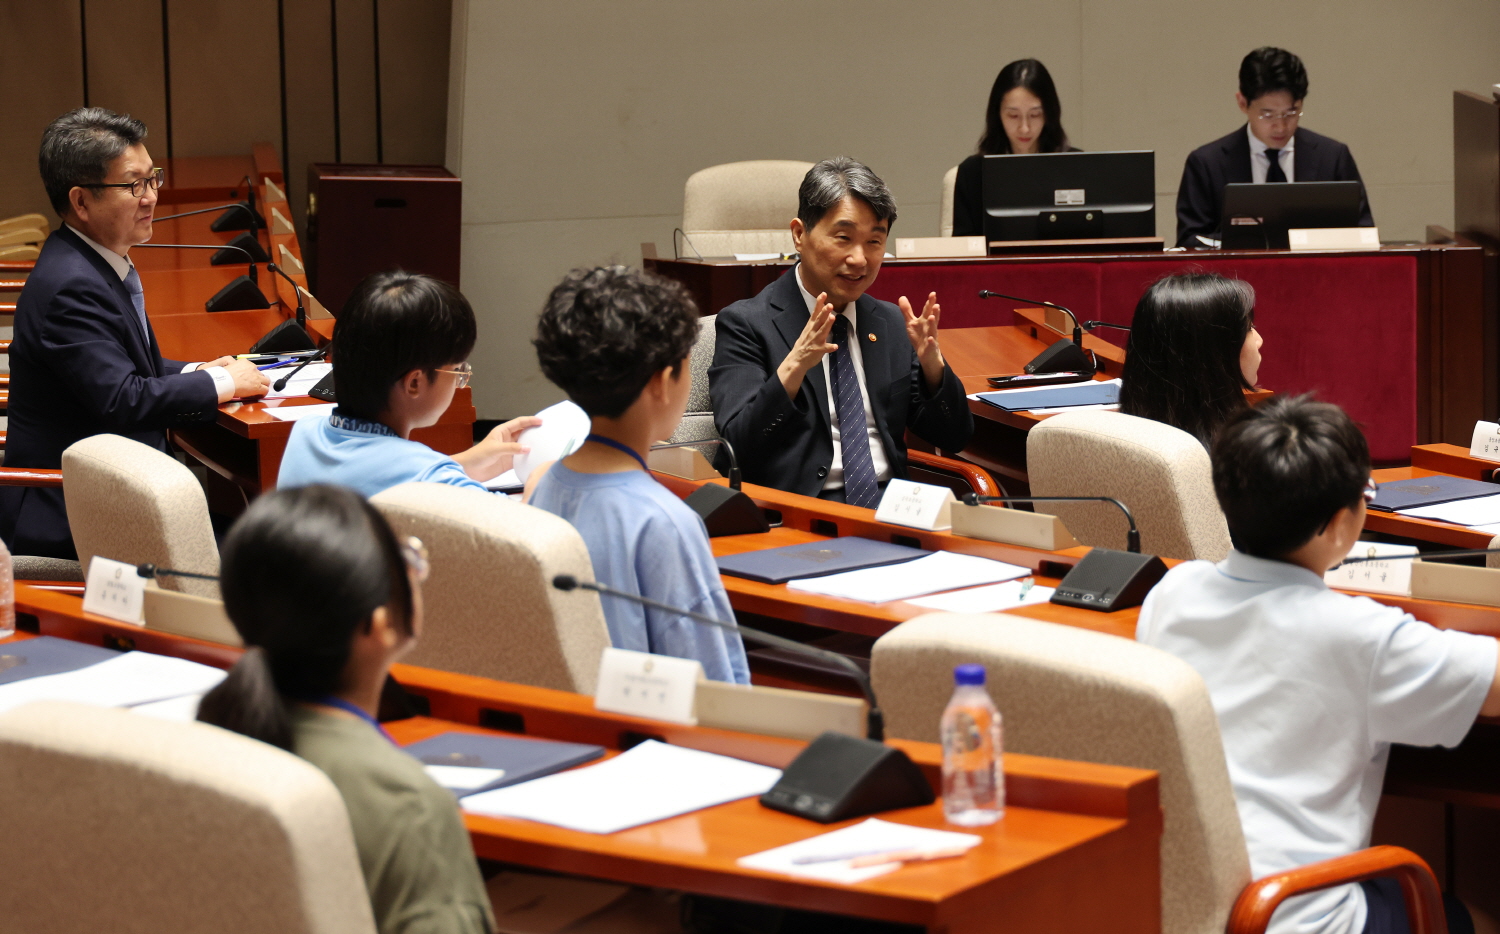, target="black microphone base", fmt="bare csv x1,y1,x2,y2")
212,231,271,265
683,483,770,537
209,202,265,231
1050,548,1167,612
760,731,934,823
205,275,271,312
249,318,318,354
1024,338,1094,375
